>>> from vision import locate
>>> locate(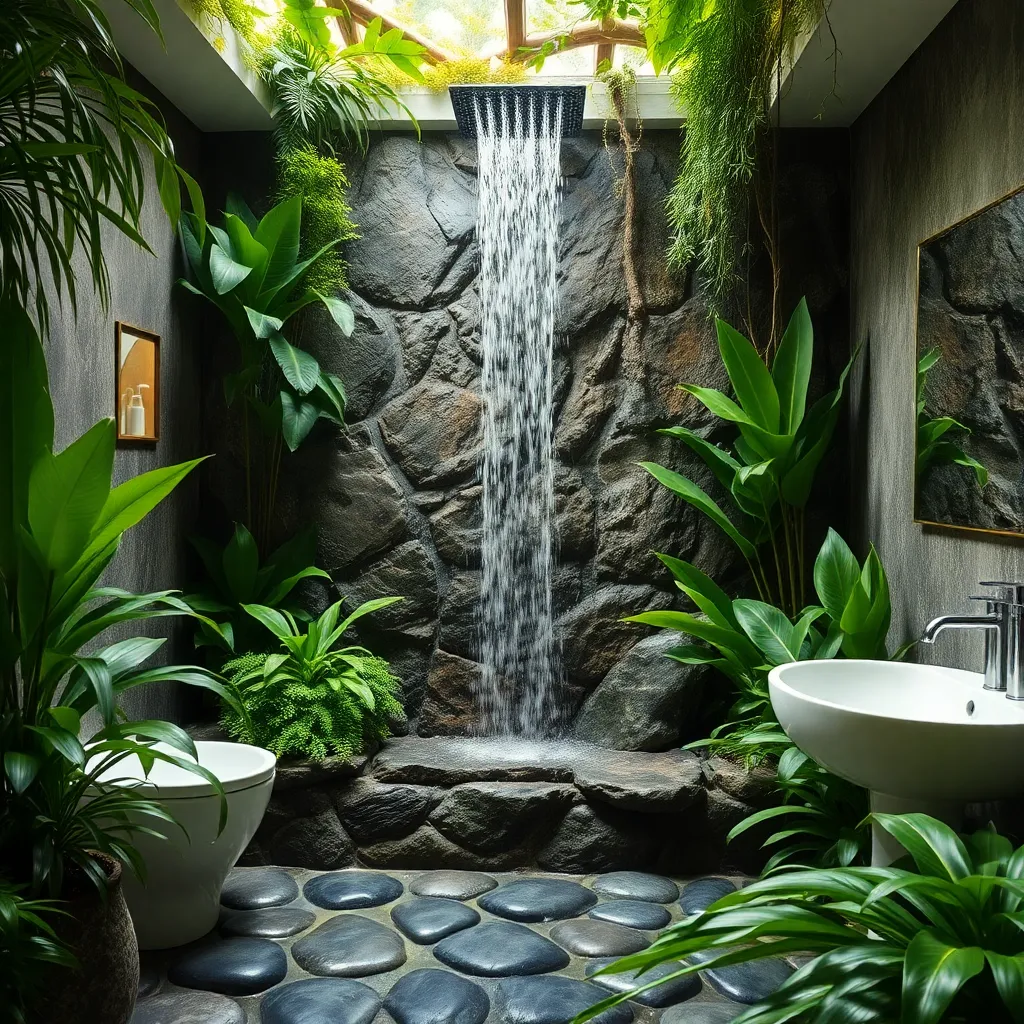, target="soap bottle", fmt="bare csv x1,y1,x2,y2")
127,384,149,437
120,387,133,434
